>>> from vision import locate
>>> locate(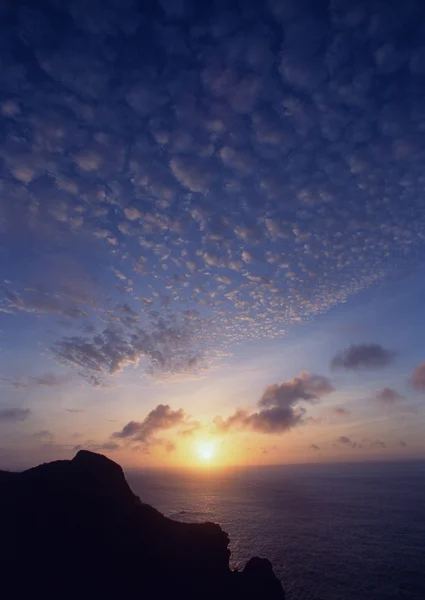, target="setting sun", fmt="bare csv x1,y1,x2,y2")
195,440,217,463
